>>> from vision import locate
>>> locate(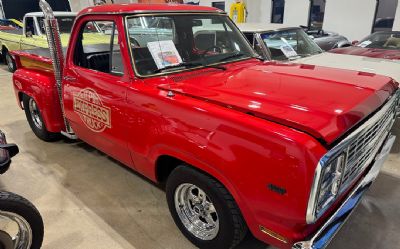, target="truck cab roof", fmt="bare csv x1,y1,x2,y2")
79,3,221,16
25,11,77,17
